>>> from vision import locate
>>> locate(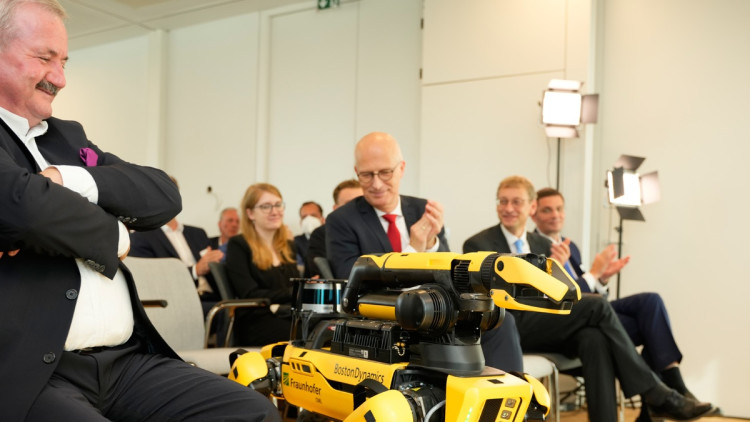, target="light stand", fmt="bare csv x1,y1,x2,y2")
606,155,660,299
556,137,561,190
